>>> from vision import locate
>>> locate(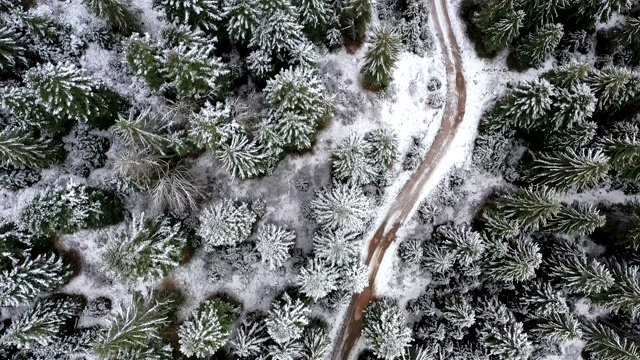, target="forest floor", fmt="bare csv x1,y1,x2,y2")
329,0,468,358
